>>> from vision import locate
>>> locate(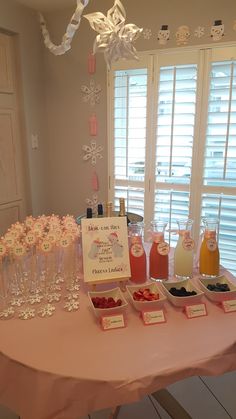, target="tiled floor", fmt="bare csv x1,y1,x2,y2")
1,372,235,419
